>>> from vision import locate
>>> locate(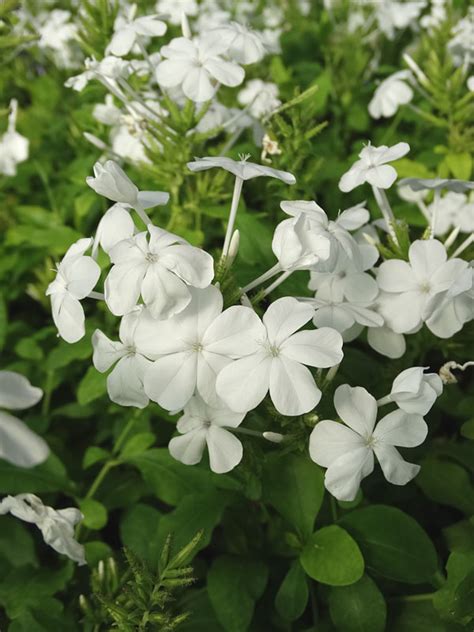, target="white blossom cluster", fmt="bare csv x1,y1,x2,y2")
45,143,472,505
